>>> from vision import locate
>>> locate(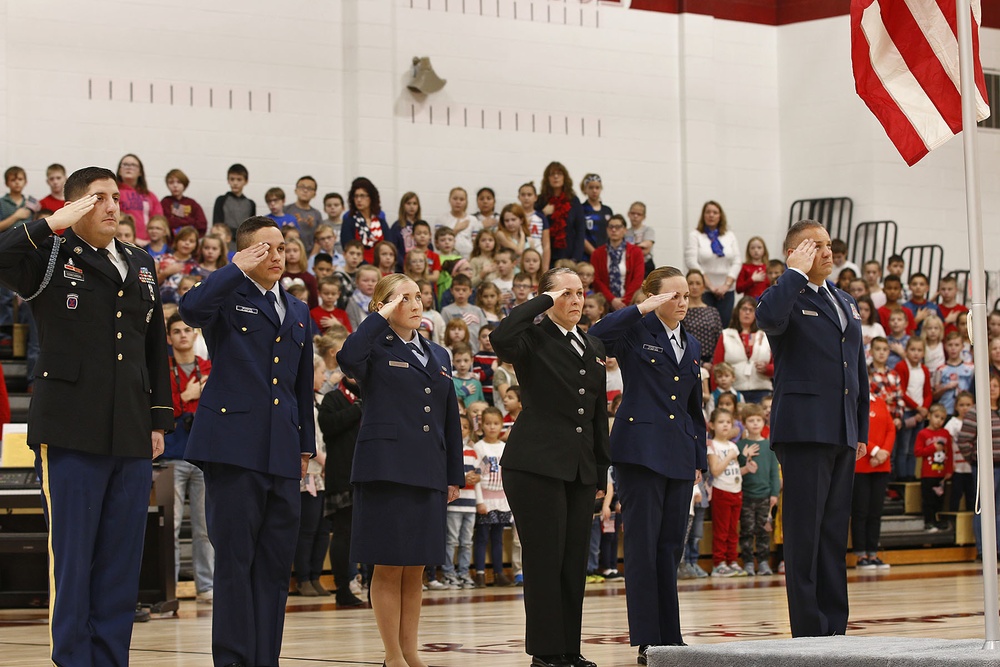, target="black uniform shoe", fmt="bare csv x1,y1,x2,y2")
637,645,649,665
563,654,597,667
531,656,569,667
